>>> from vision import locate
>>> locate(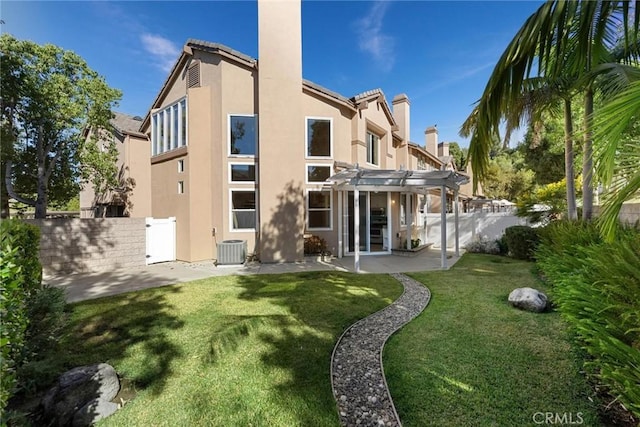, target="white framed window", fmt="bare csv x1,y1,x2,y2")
230,189,256,231
229,163,256,183
306,164,332,184
151,98,188,156
366,132,380,166
229,114,257,157
178,181,185,194
307,190,332,230
177,159,184,173
306,117,332,158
